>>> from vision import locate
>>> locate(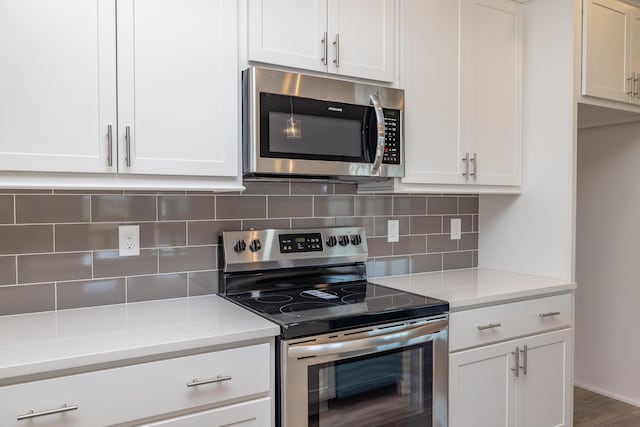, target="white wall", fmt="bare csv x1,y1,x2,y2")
575,121,640,405
479,0,577,281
